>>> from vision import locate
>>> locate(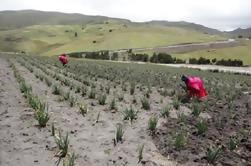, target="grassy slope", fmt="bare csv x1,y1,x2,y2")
0,21,224,56
172,40,251,65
